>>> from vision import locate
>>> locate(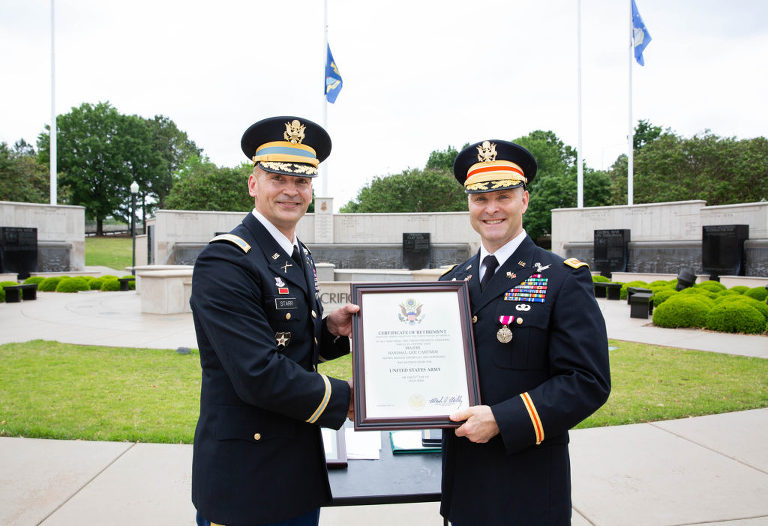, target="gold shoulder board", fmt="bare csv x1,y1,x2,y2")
440,264,458,277
210,234,251,253
564,258,589,269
